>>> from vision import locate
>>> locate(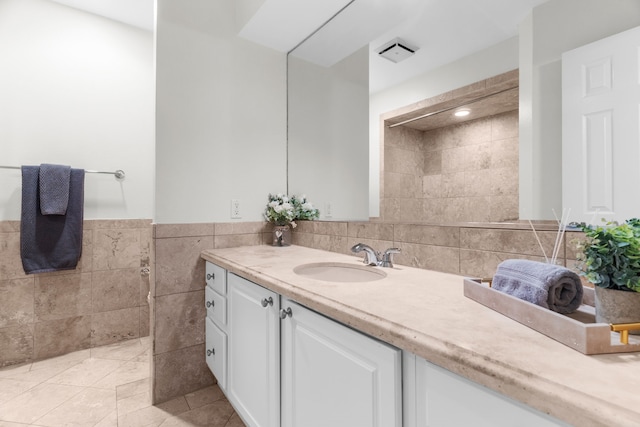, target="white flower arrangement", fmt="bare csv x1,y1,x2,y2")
291,194,320,221
264,193,320,227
